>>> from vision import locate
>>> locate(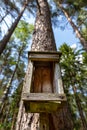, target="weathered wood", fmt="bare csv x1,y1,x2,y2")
22,52,66,127
22,60,66,113
22,93,66,101
22,61,33,93
28,51,61,62
22,93,66,112
33,65,53,93
23,101,64,113
53,63,64,94
29,51,62,55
